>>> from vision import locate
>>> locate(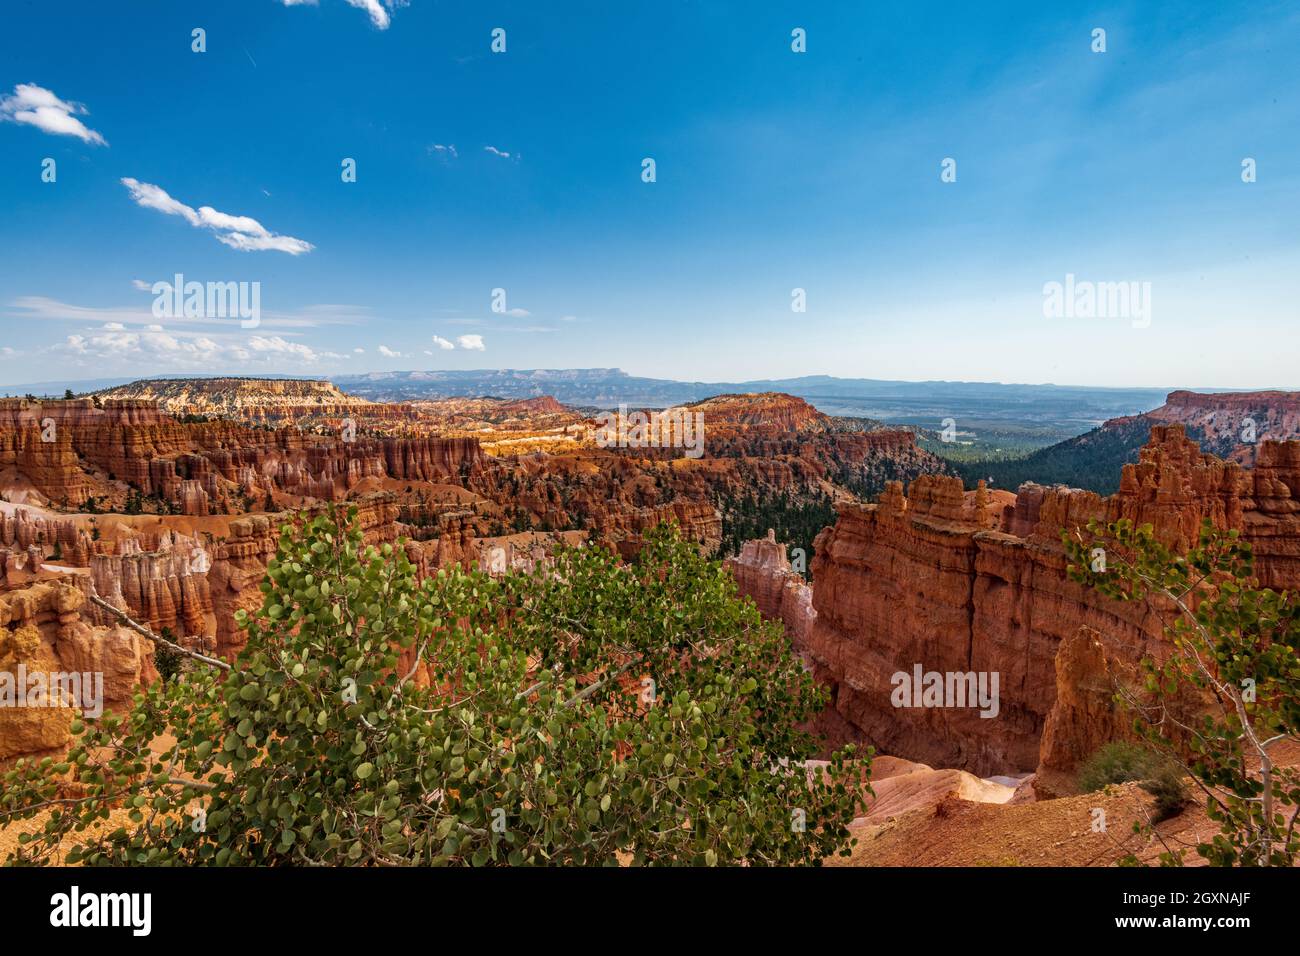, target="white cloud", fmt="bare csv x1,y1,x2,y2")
120,179,199,224
353,347,365,353
6,295,351,330
346,0,398,28
503,307,530,317
63,327,222,363
0,84,106,145
53,324,346,372
120,178,314,255
247,335,323,361
559,315,578,322
0,347,16,358
456,334,485,351
215,231,314,254
483,146,513,159
131,279,152,291
431,335,454,350
429,143,458,159
378,345,402,357
278,0,407,30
